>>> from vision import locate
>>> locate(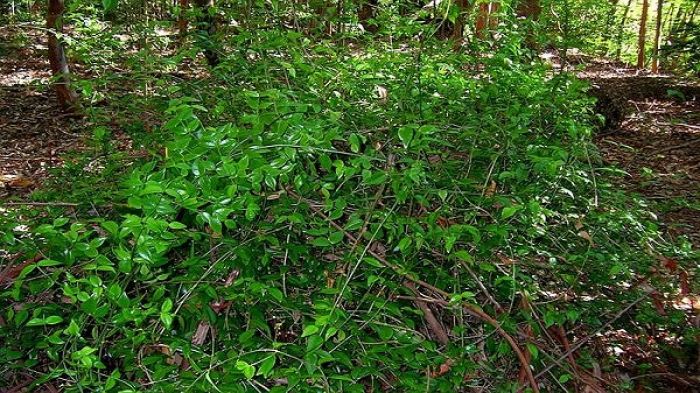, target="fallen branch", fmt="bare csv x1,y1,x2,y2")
288,189,540,393
3,201,79,207
650,138,700,155
405,281,450,345
526,296,645,386
655,122,700,131
0,254,43,289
